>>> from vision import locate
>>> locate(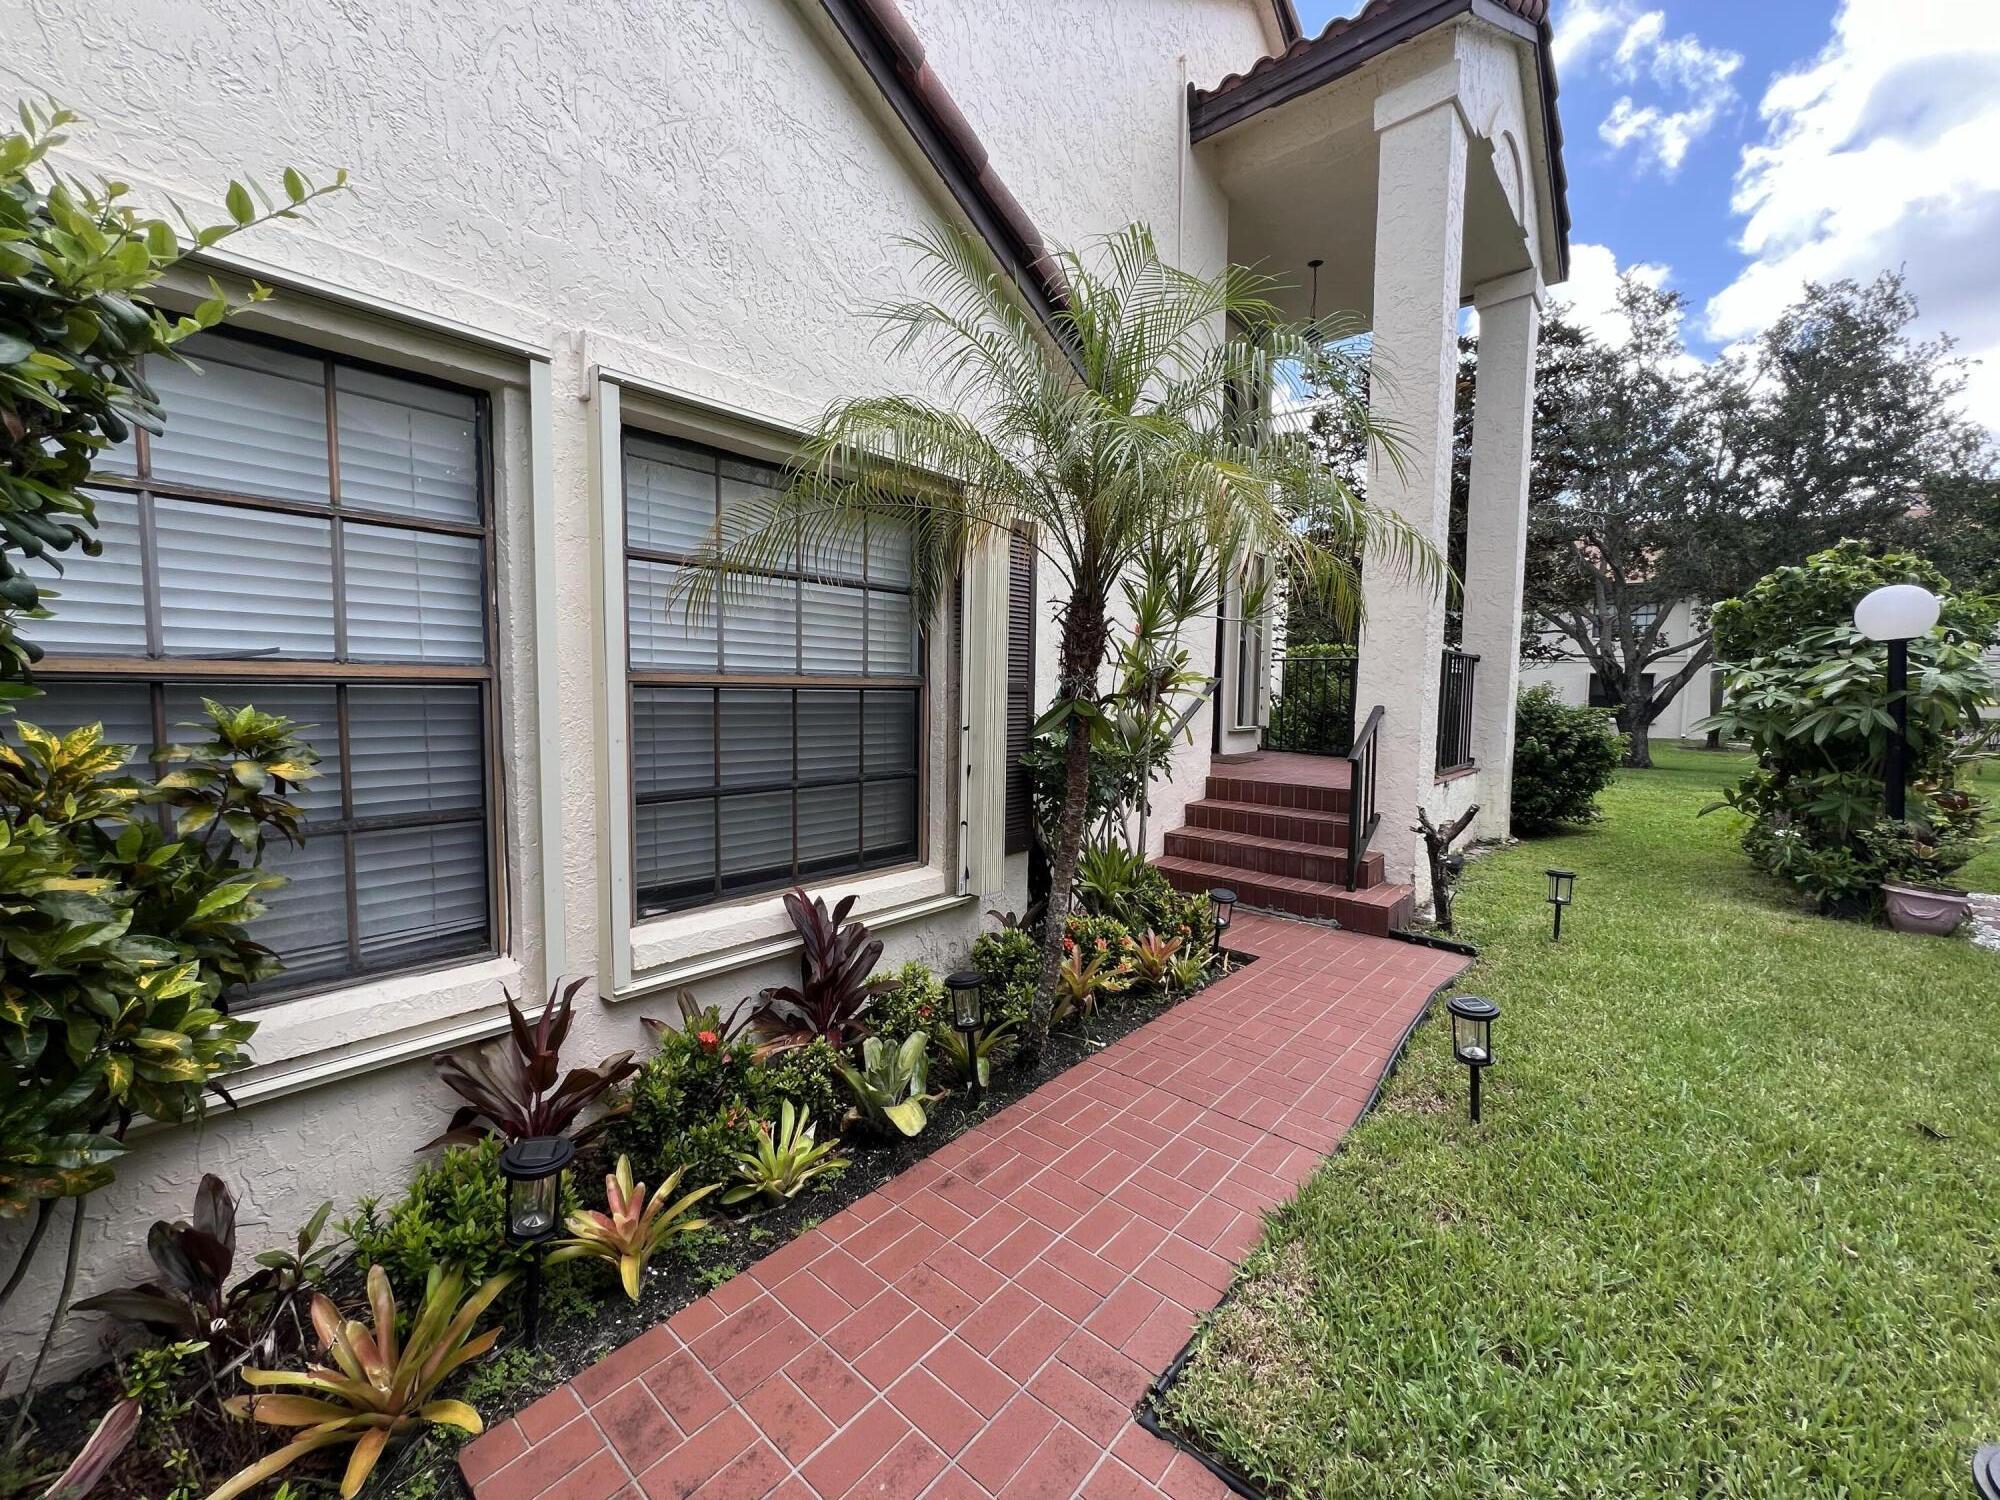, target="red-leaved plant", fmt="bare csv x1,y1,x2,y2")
749,889,893,1053
424,978,637,1149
